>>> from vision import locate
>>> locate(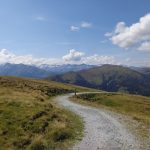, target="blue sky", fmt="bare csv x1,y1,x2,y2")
0,0,150,66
